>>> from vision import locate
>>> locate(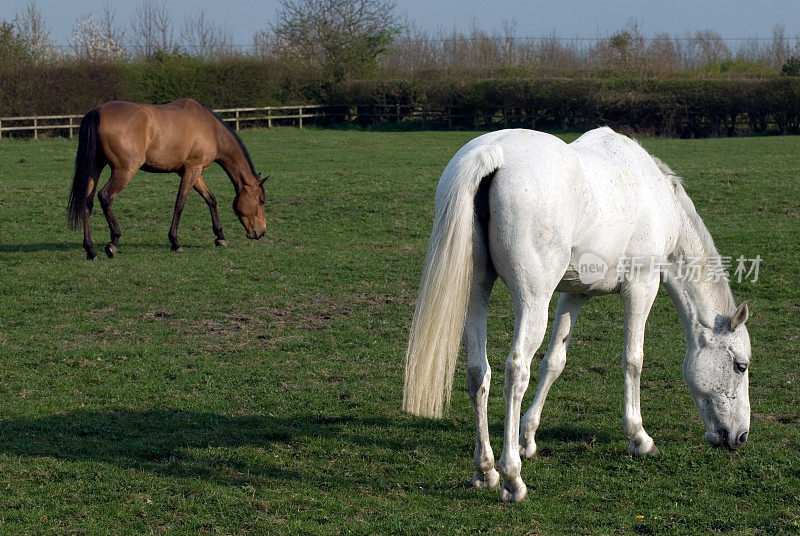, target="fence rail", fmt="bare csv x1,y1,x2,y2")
0,105,328,139
3,102,782,138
